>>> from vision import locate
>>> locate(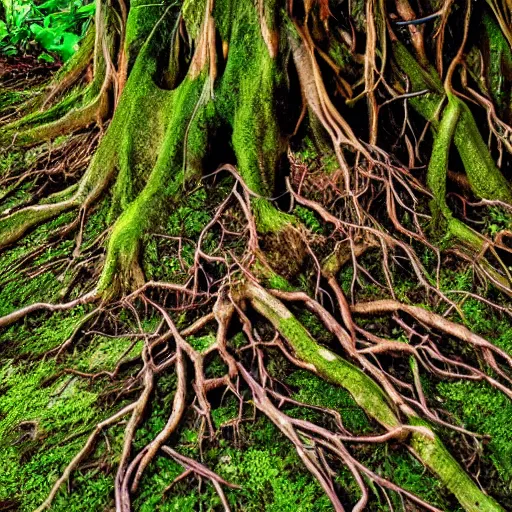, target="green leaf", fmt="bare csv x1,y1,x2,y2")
38,0,66,10
13,4,31,28
38,52,55,63
58,31,79,60
0,20,8,43
77,3,95,15
31,26,59,50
